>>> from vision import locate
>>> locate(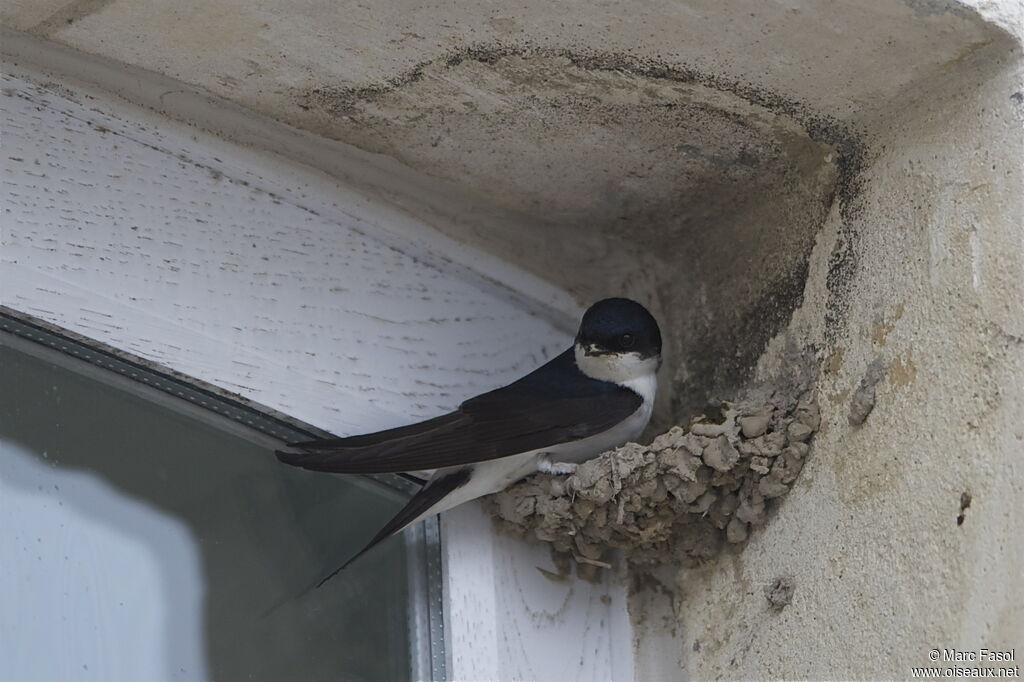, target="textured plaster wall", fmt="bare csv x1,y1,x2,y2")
668,46,1024,677
3,0,1022,678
